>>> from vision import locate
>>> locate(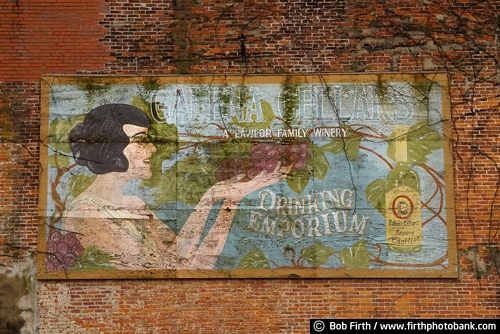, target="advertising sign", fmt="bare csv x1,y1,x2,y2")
37,74,456,279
